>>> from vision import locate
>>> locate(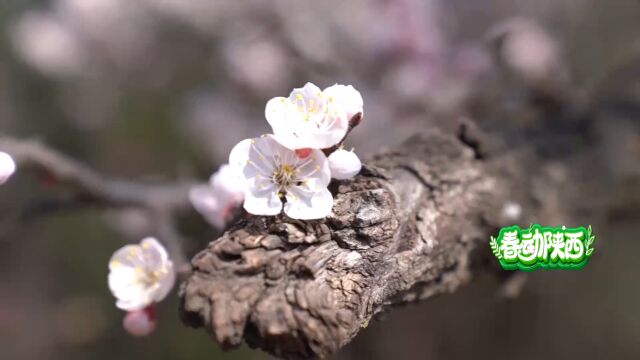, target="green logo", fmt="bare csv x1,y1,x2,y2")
490,225,595,271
